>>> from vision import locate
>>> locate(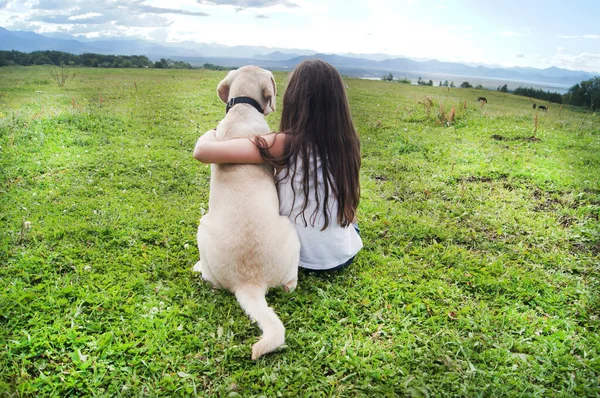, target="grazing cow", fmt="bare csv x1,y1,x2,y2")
538,105,547,111
533,103,536,109
477,97,487,103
